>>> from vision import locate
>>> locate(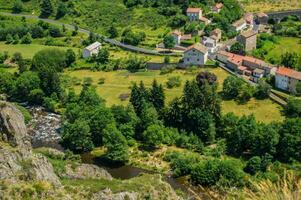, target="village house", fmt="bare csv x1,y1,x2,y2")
244,13,254,28
171,30,192,46
237,30,257,51
216,51,276,82
82,42,102,58
232,18,247,32
212,3,223,13
183,43,208,66
210,28,222,42
275,67,301,93
202,36,217,53
256,12,269,24
186,8,202,21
